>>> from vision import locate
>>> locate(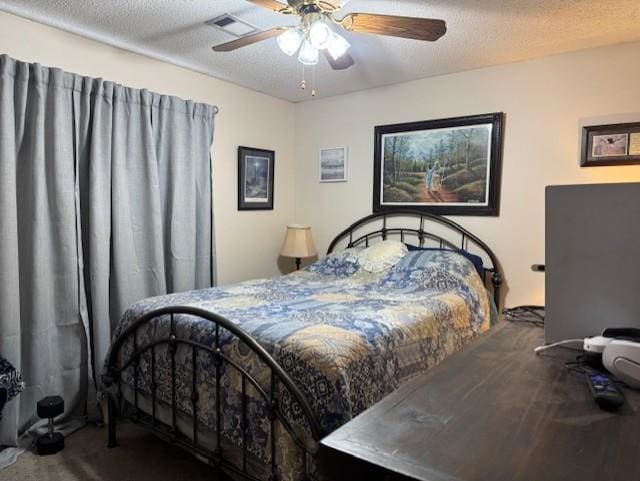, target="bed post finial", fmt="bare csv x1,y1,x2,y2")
491,271,502,309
